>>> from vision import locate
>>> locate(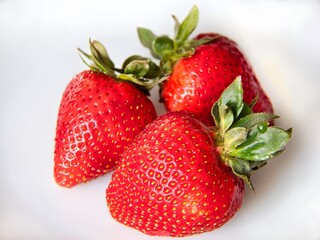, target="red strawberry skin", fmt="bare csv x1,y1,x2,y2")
161,33,273,126
106,111,244,237
54,70,157,187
